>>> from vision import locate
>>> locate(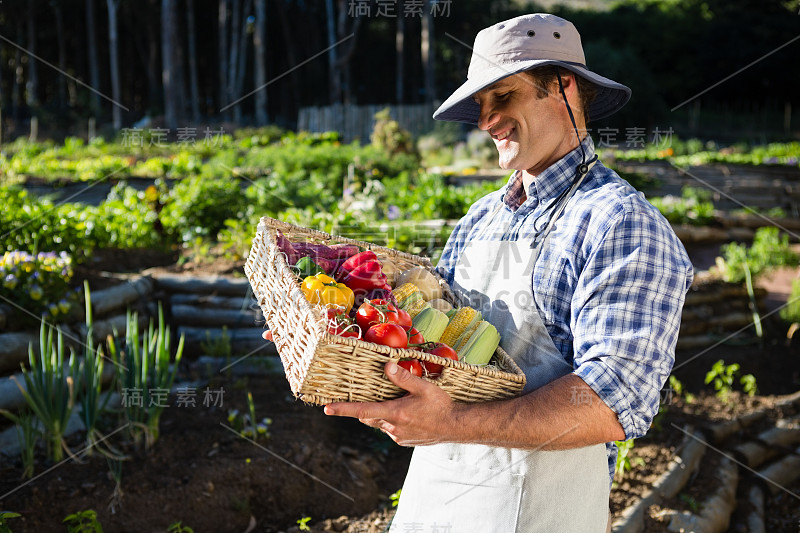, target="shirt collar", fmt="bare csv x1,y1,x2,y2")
502,136,596,210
